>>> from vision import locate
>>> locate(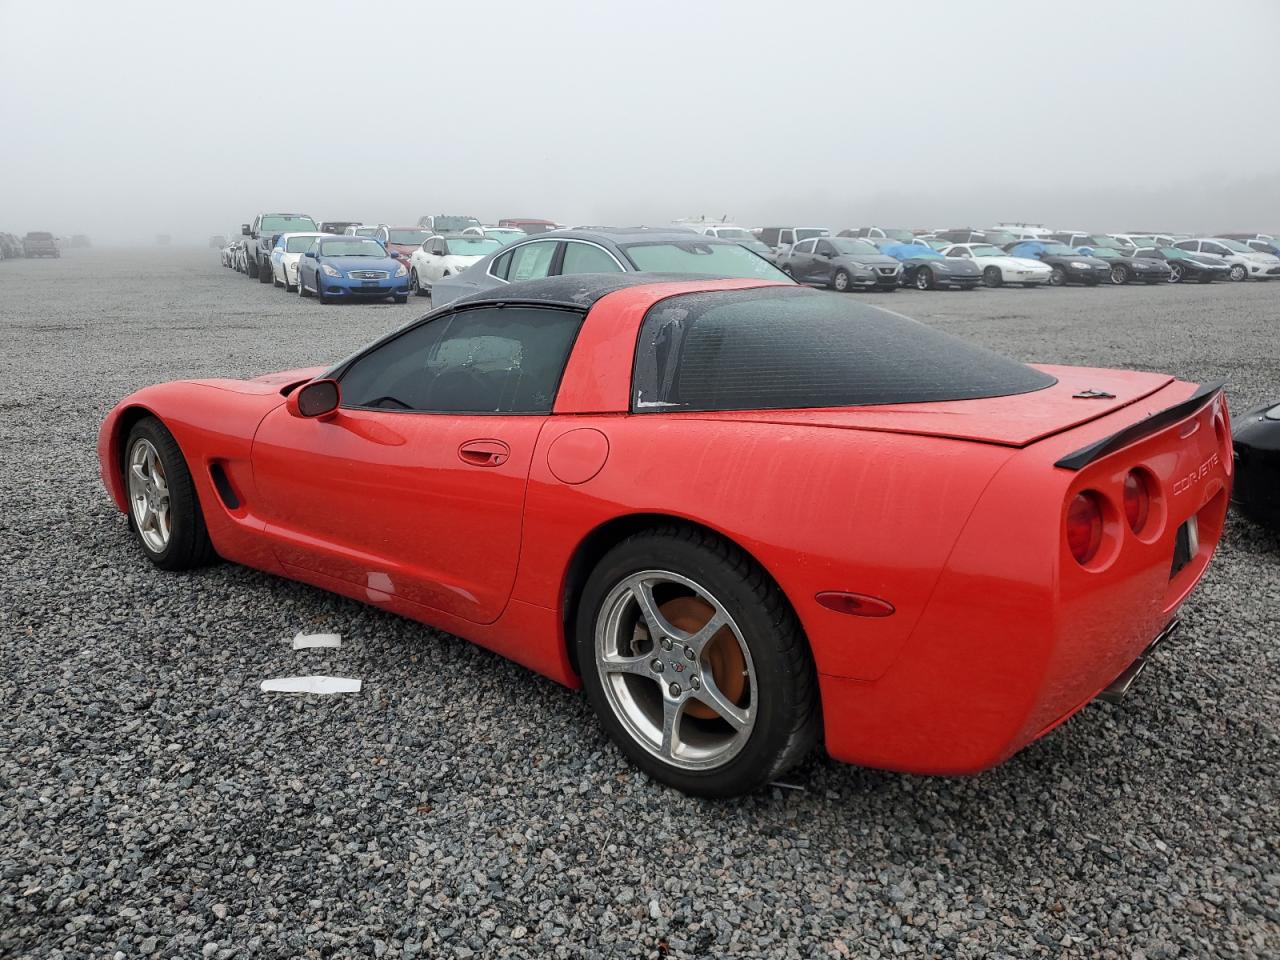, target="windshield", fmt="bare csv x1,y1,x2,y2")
1217,239,1252,253
28,232,53,240
261,215,317,233
444,237,502,256
1085,247,1122,259
1086,236,1124,249
830,238,880,256
1155,247,1189,260
485,229,526,242
389,229,432,244
320,239,387,257
433,216,482,232
968,245,1005,257
713,228,754,240
622,240,790,280
881,229,914,242
1025,243,1075,256
795,228,830,242
981,231,1015,246
740,240,772,254
285,235,319,252
353,227,379,237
